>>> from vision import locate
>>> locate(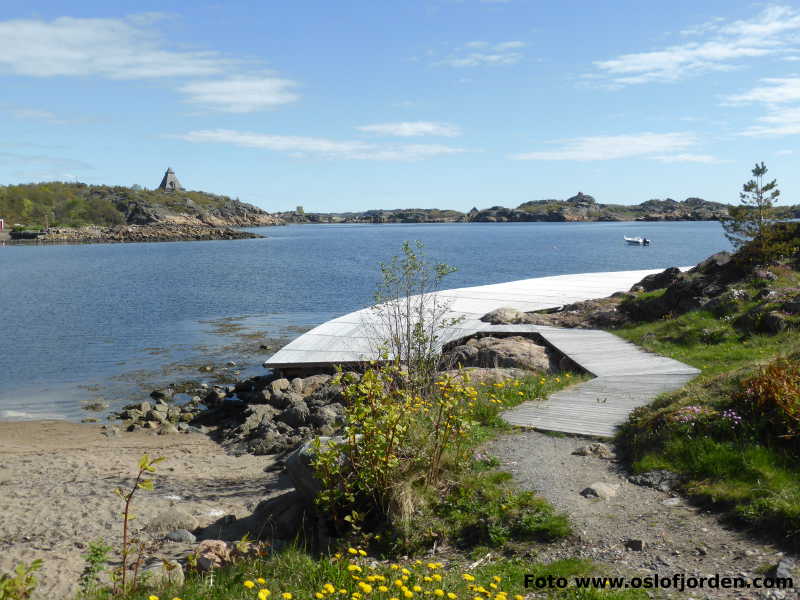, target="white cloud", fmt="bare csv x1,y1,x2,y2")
0,15,230,79
175,129,466,161
727,77,800,136
741,106,800,136
0,15,299,113
776,149,794,155
591,5,800,86
357,122,461,137
651,153,720,163
726,77,800,104
178,76,299,113
512,132,701,161
435,40,526,67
